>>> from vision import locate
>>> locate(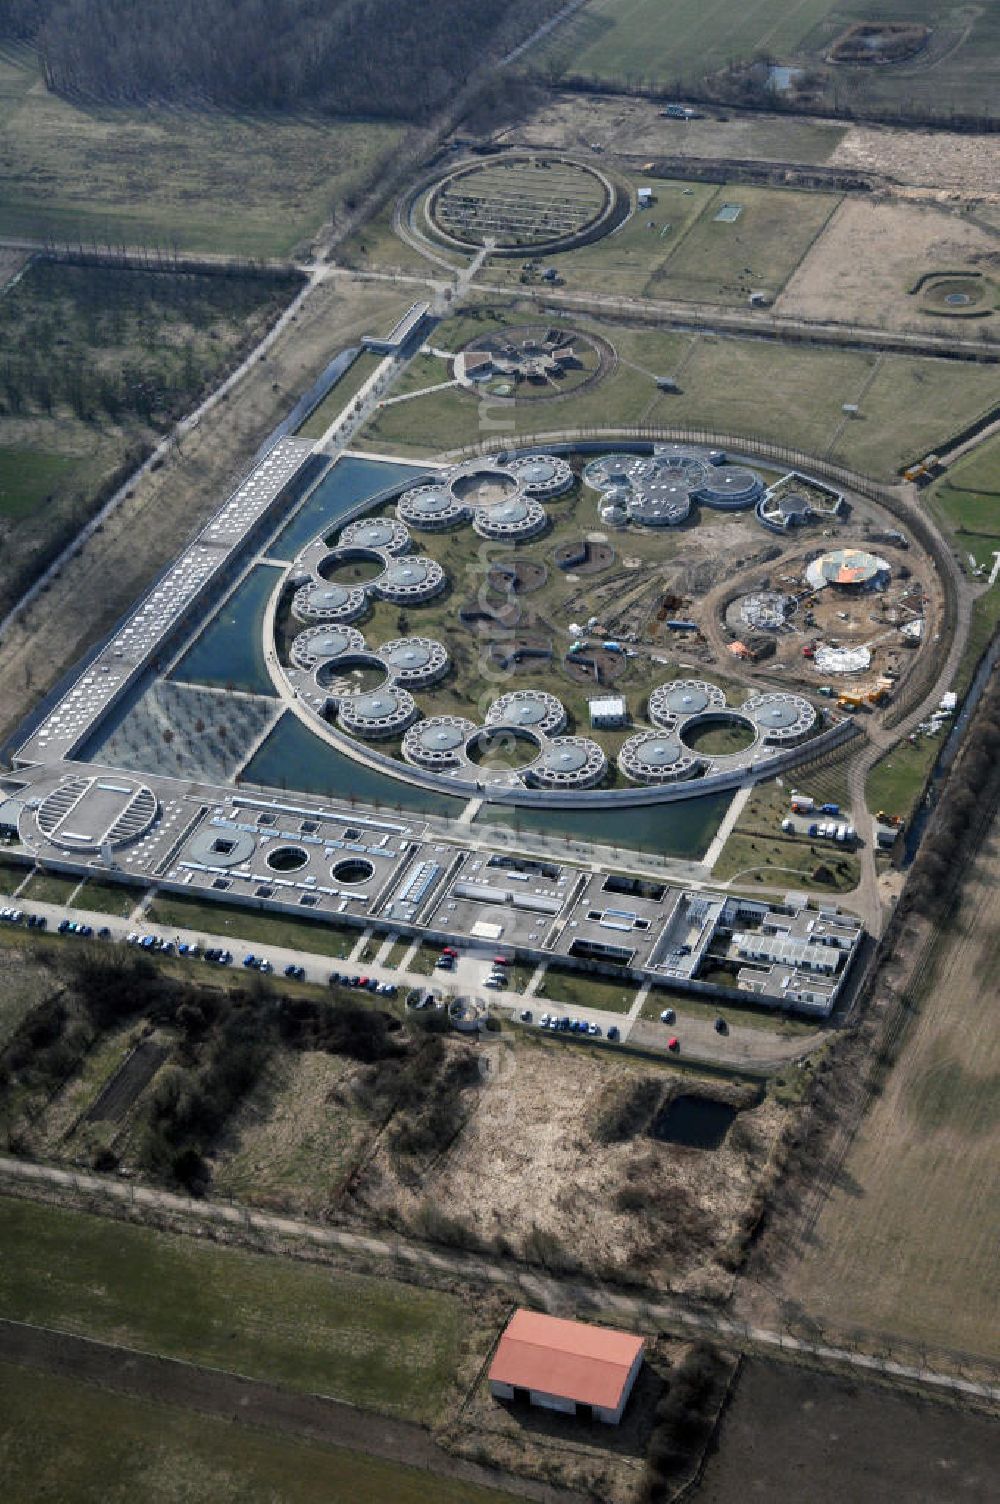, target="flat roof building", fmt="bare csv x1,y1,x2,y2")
589,695,628,728
489,1310,644,1425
